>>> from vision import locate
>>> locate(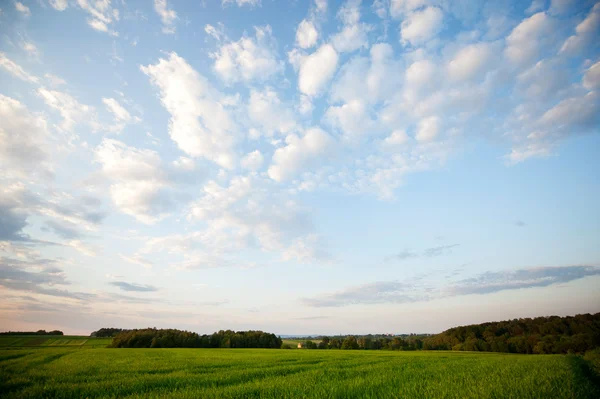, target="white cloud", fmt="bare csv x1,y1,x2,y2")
76,0,119,36
154,0,177,34
0,53,38,83
0,94,52,179
102,97,132,122
390,0,428,18
325,99,376,139
182,174,329,263
205,23,225,41
400,7,444,46
331,0,371,53
49,0,68,11
141,52,237,169
212,25,283,84
298,44,339,96
447,42,495,82
383,130,410,147
172,156,195,171
268,127,334,182
95,139,172,223
102,97,140,133
15,2,30,16
120,254,153,268
296,19,318,49
560,3,600,55
315,0,327,13
329,43,398,106
241,150,264,171
247,88,297,136
583,61,600,91
38,88,96,133
505,12,554,67
37,87,99,131
44,74,66,87
68,240,97,256
415,116,439,142
222,0,261,7
22,42,39,57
